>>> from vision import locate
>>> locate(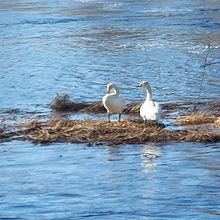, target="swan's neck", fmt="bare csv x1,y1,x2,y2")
145,84,153,101
112,86,120,96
